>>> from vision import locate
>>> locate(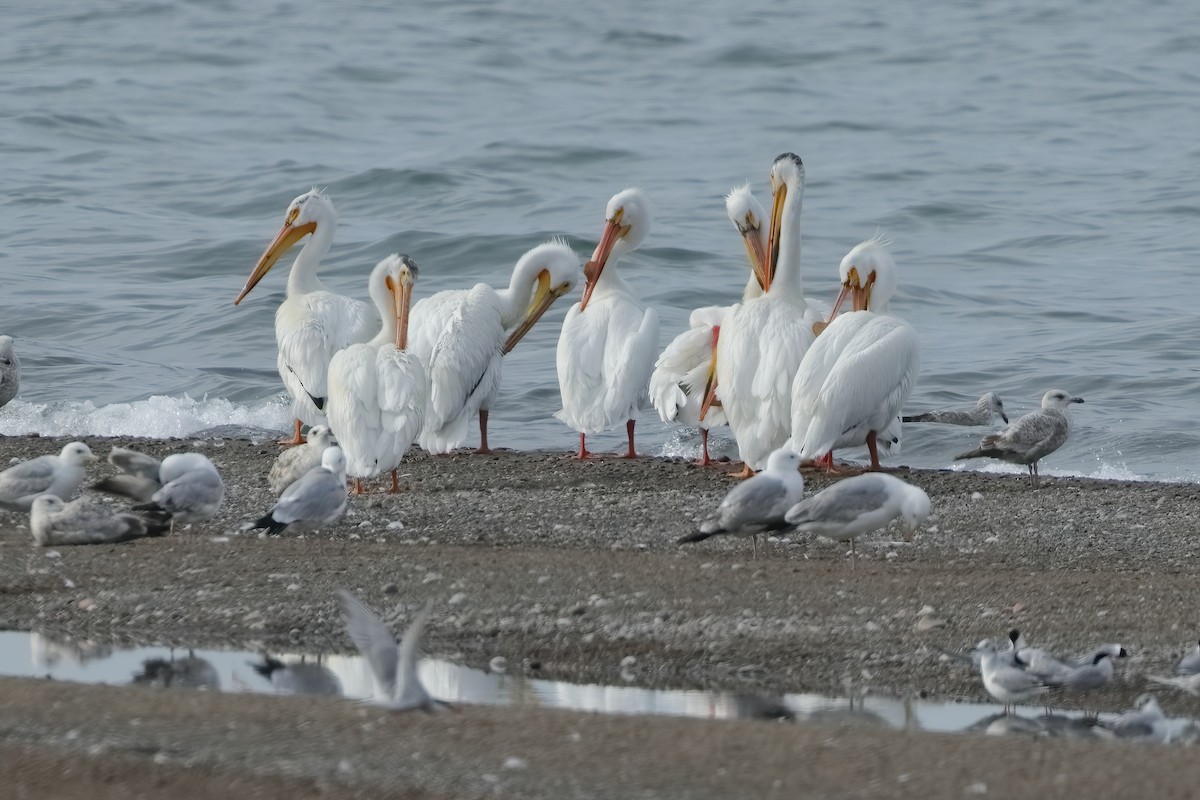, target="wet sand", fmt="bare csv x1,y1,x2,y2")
3,436,1200,798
